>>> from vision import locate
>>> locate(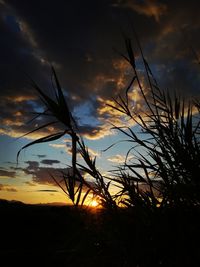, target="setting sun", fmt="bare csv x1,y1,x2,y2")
90,199,99,207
